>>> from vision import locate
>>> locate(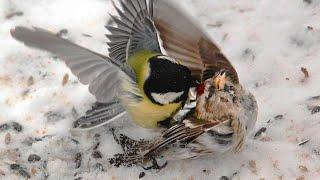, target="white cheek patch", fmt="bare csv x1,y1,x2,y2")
156,55,178,64
151,91,184,104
